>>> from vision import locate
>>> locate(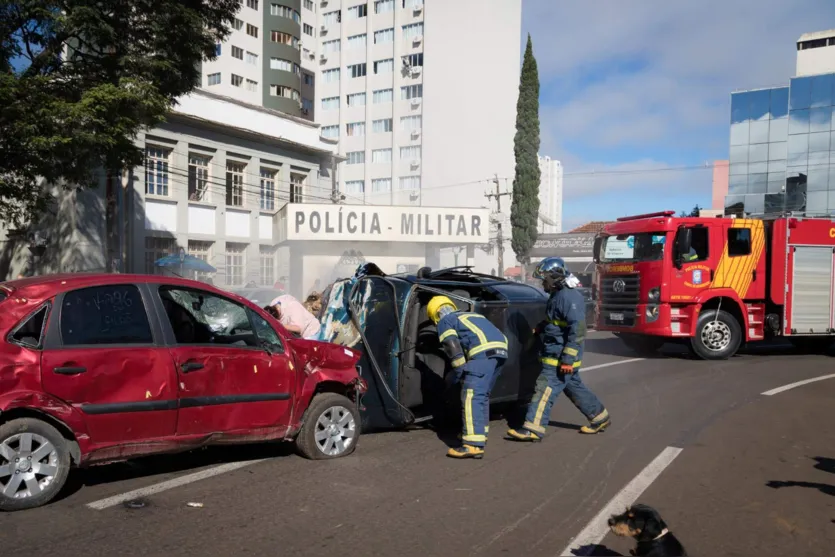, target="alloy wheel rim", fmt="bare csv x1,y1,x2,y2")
0,433,60,499
314,406,356,456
